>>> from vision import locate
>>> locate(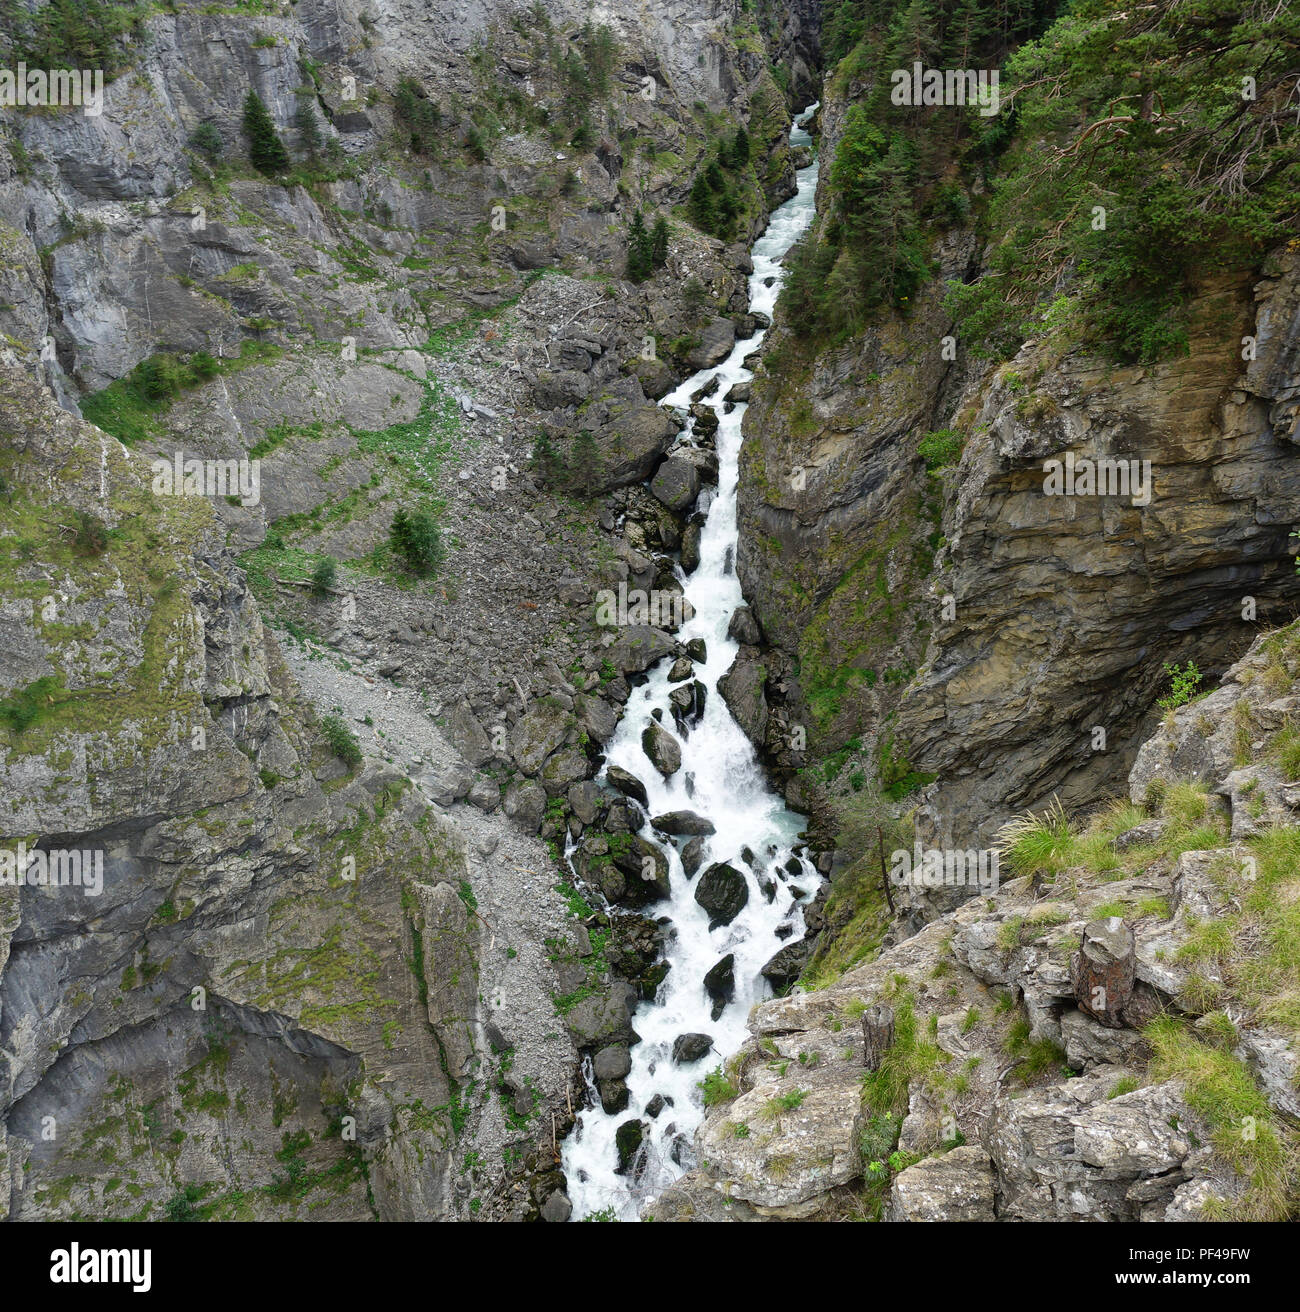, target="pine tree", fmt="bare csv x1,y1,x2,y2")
242,90,290,175
650,216,670,270
732,126,750,166
688,172,717,234
188,122,223,163
570,429,600,496
626,209,652,282
394,76,441,154
531,430,566,486
294,96,323,159
389,508,443,577
889,0,941,71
